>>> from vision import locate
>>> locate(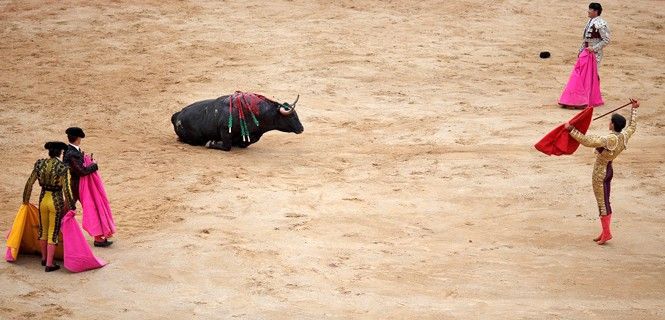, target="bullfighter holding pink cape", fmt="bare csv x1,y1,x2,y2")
558,3,610,109
63,126,116,247
79,154,117,244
